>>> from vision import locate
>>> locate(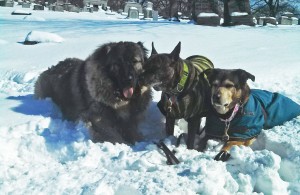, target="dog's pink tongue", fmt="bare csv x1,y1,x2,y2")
123,87,134,98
